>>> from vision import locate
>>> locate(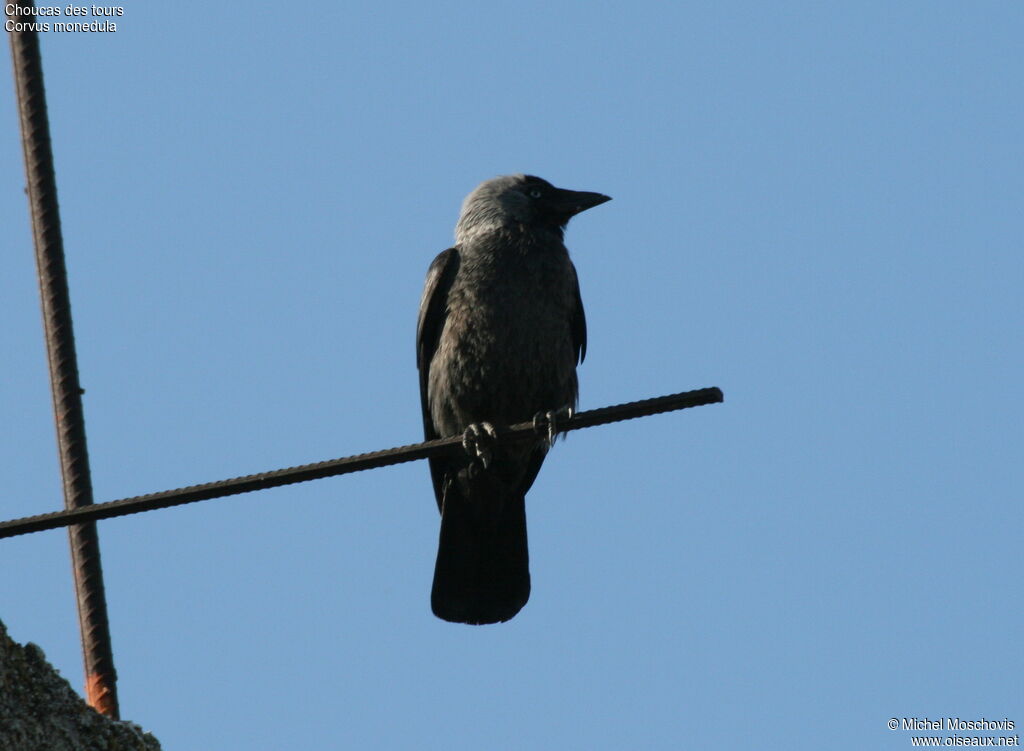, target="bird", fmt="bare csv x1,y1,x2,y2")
416,174,610,624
